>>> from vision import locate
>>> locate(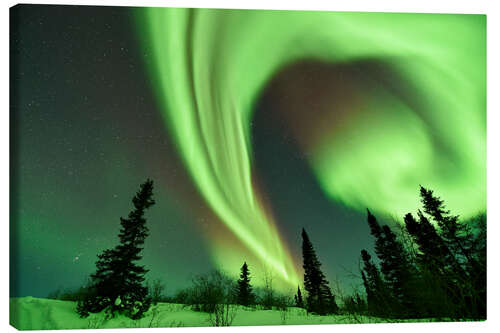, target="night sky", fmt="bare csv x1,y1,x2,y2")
11,4,215,297
10,5,485,298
